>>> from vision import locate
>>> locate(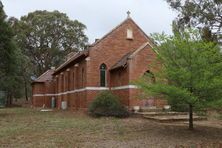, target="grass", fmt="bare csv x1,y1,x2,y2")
0,107,222,147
